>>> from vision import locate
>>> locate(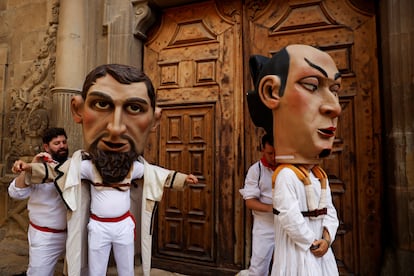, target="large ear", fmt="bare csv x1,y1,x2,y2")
43,143,50,153
258,75,281,110
71,95,84,124
151,106,162,131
